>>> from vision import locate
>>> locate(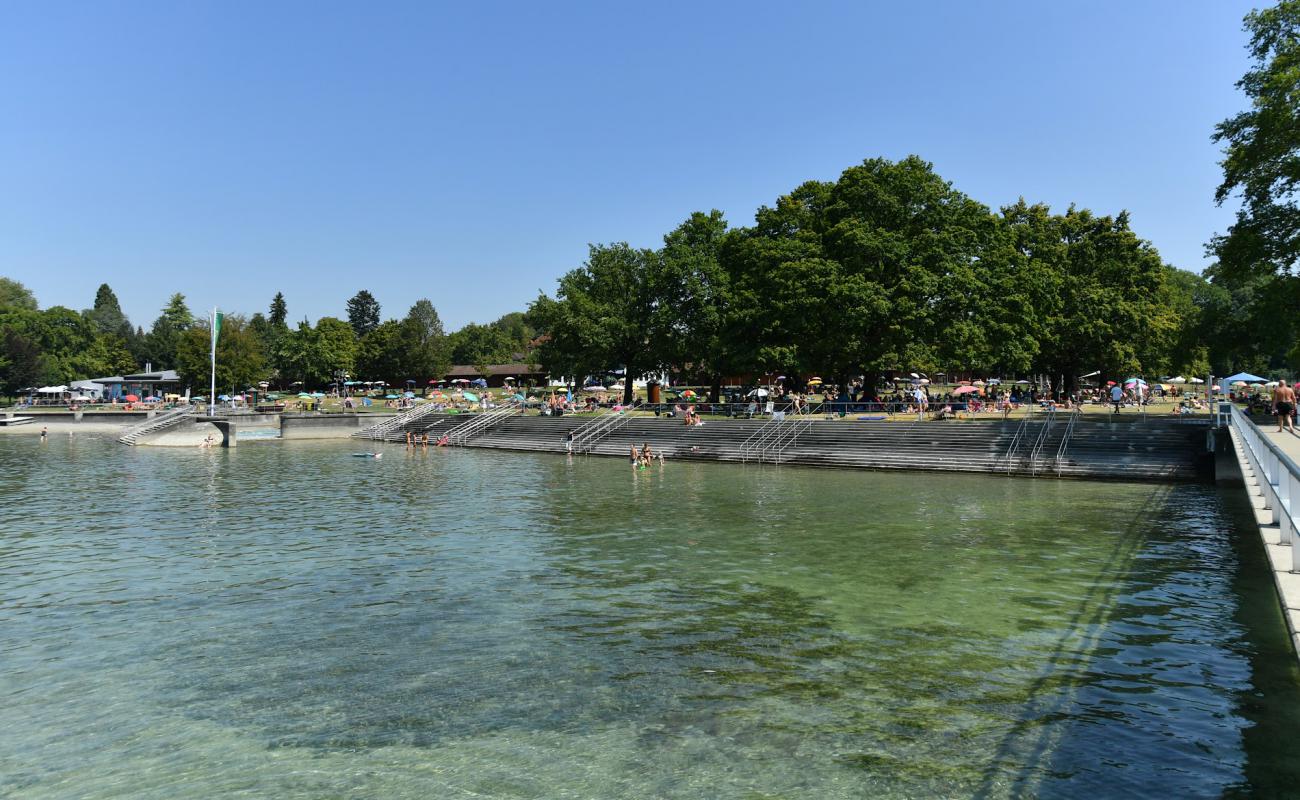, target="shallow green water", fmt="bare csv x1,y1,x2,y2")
2,436,1298,798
